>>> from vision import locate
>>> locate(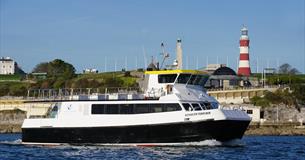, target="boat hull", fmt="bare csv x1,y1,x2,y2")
22,120,250,144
